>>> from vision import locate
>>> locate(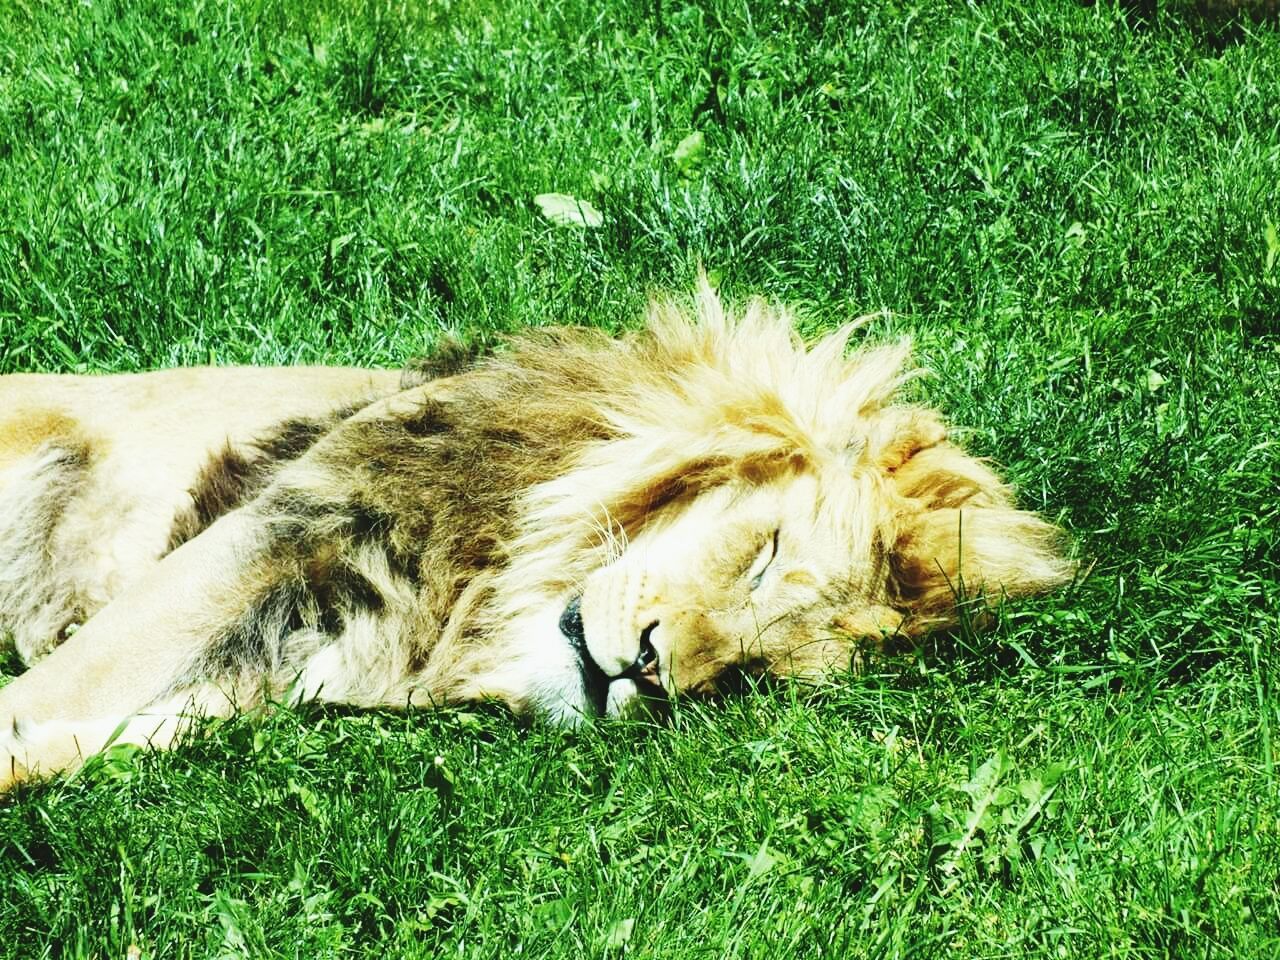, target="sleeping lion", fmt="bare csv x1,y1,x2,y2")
0,285,1070,791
